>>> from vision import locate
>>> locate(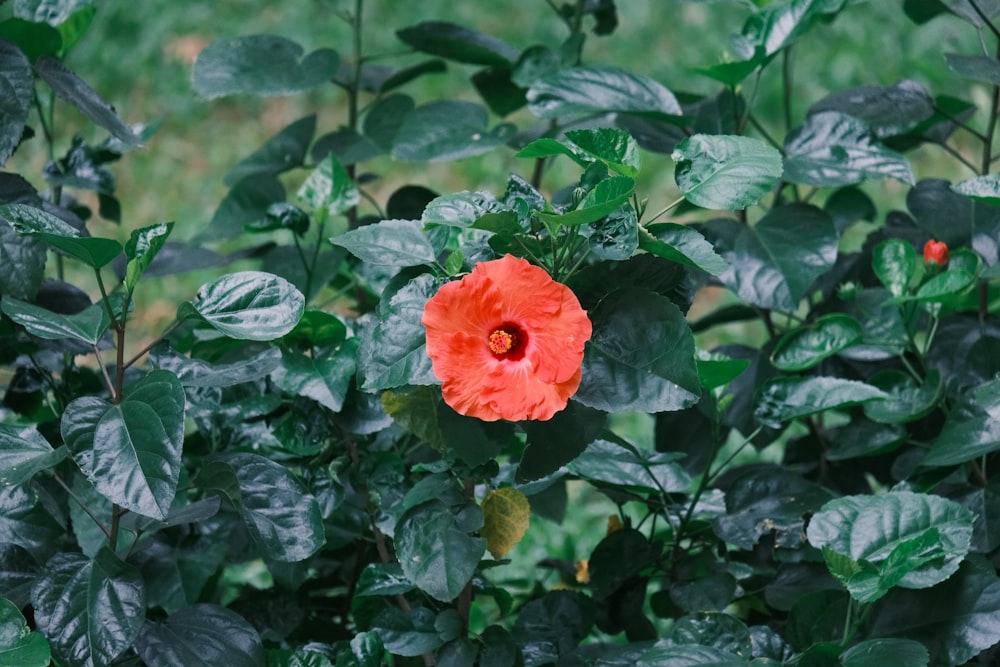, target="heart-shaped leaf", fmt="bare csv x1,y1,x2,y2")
61,370,185,520
331,218,437,267
0,424,67,487
192,35,338,97
672,134,783,210
135,604,263,667
527,65,681,118
1,296,110,344
179,271,304,341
